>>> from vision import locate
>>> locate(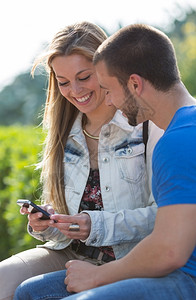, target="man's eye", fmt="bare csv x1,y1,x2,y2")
105,90,110,95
